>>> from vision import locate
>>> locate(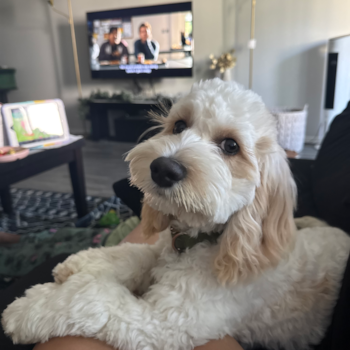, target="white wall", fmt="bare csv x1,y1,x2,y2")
0,1,60,103
233,0,350,142
0,0,224,133
1,0,349,139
